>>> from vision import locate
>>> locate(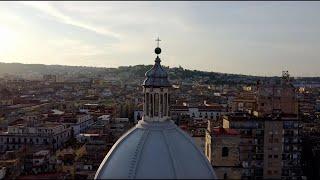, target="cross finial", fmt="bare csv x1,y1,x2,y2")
156,37,161,47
